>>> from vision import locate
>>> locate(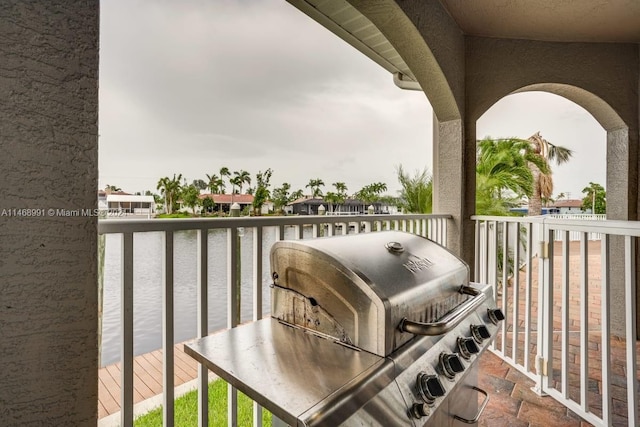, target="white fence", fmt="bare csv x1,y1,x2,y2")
473,214,640,427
